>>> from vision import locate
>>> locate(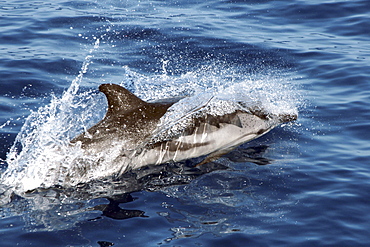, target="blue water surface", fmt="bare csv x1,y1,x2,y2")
1,0,370,246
